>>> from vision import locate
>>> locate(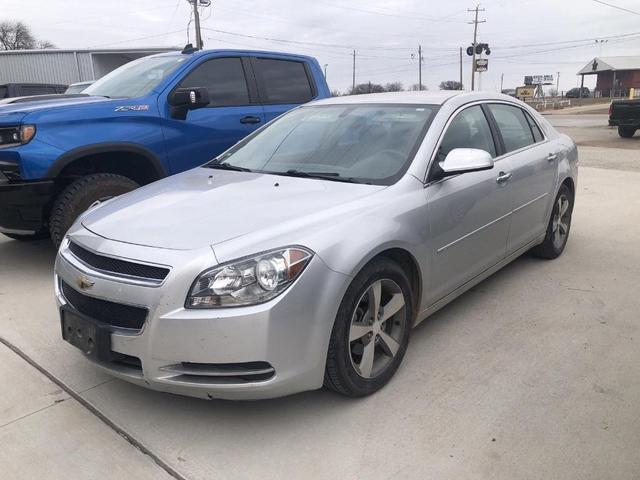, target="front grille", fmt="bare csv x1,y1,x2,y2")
0,161,21,181
61,280,148,331
69,242,169,281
